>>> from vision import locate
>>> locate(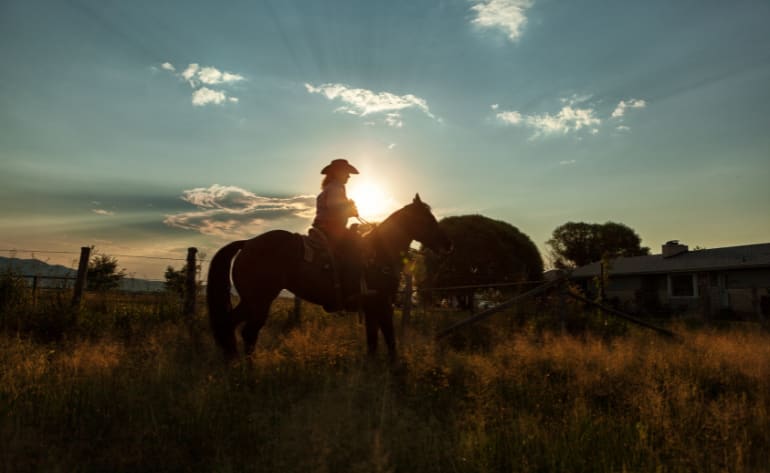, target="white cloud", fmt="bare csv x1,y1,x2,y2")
490,103,499,110
388,143,397,150
497,105,600,137
160,61,244,107
496,110,522,125
192,87,229,106
305,83,436,127
178,63,245,88
611,98,646,118
470,0,533,42
616,125,631,132
92,209,114,216
181,63,199,82
164,185,315,238
559,160,576,165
